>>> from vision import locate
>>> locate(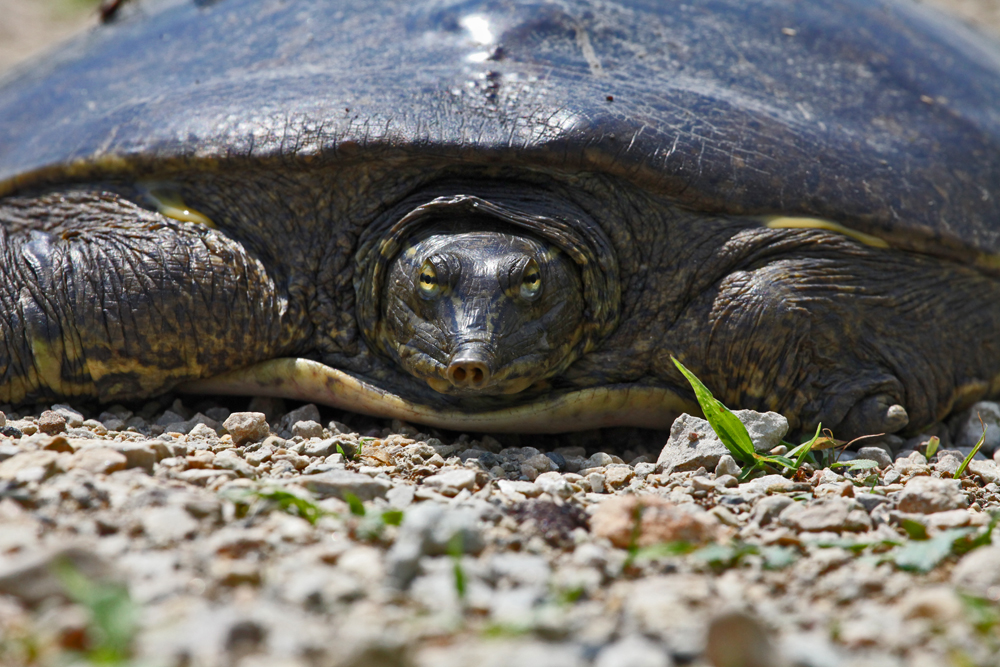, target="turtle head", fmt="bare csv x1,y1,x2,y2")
379,226,585,395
